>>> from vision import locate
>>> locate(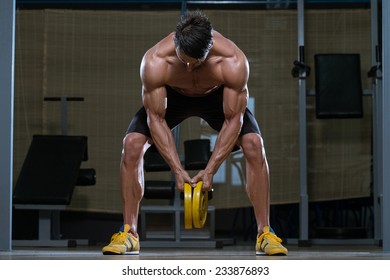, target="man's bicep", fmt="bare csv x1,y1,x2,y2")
222,87,248,120
222,56,249,119
143,87,167,121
